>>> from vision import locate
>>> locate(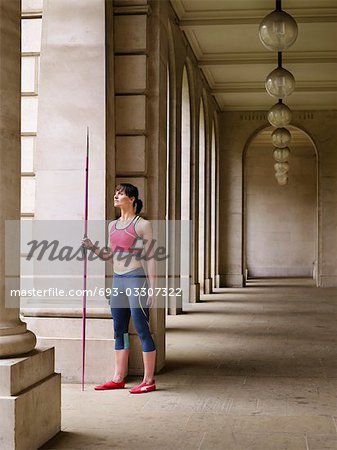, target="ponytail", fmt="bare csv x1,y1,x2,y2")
134,198,143,214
